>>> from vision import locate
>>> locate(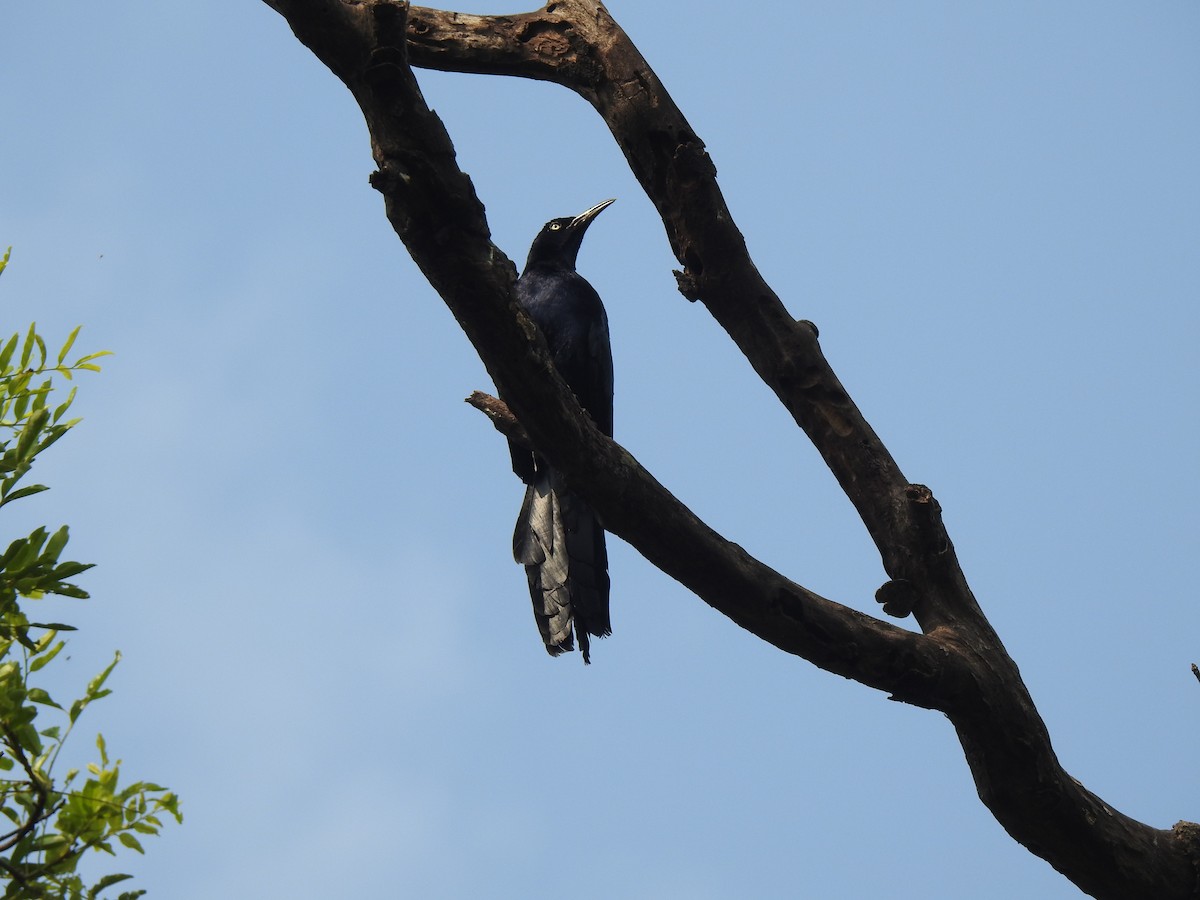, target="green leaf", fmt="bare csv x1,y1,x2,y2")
19,322,36,369
0,483,49,507
27,687,61,709
116,833,145,855
87,873,134,898
72,350,113,367
14,408,49,467
5,368,32,401
58,326,82,367
51,561,94,580
31,628,58,653
6,527,47,573
11,386,30,426
11,629,38,652
29,378,52,413
33,421,69,454
30,641,65,673
159,792,182,821
44,524,70,562
29,833,70,852
52,385,77,424
12,724,42,757
48,583,91,600
86,653,121,700
0,536,27,568
0,334,18,373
